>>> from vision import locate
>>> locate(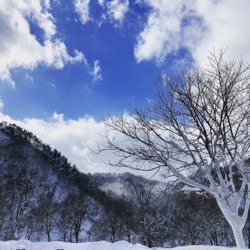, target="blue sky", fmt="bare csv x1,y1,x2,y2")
1,0,250,174
0,0,163,119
